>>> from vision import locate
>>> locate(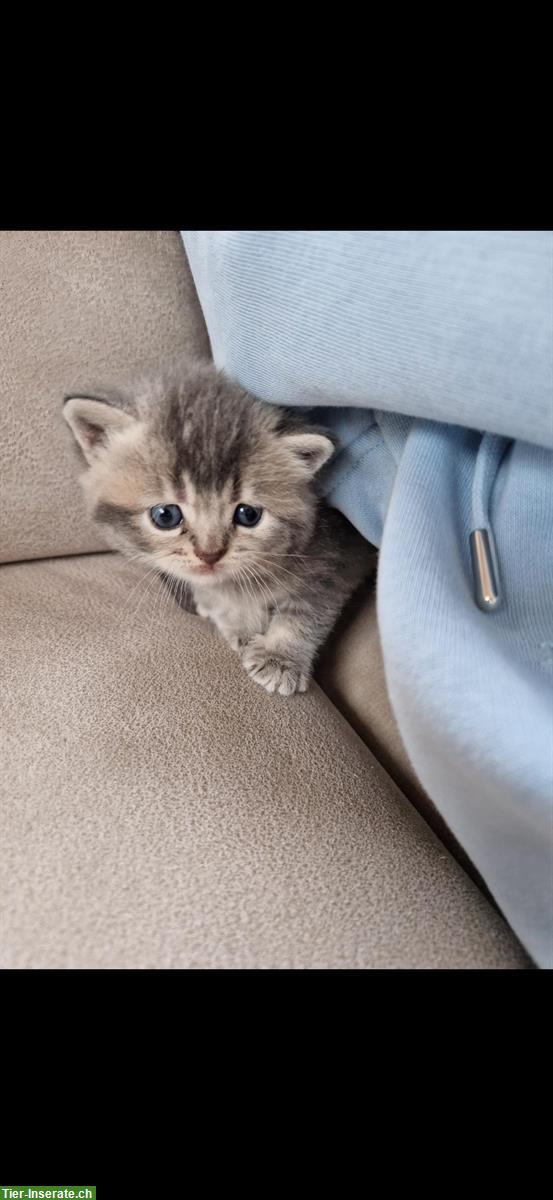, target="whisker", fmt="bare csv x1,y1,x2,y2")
255,556,321,594
253,552,312,560
244,562,279,617
148,570,173,638
131,568,165,621
237,564,258,609
232,567,252,616
231,569,244,603
255,559,299,591
118,550,157,568
243,564,268,621
120,561,164,614
175,575,192,615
